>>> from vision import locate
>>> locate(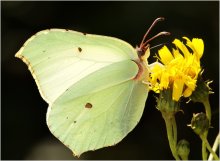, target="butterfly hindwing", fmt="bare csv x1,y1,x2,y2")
47,60,148,156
